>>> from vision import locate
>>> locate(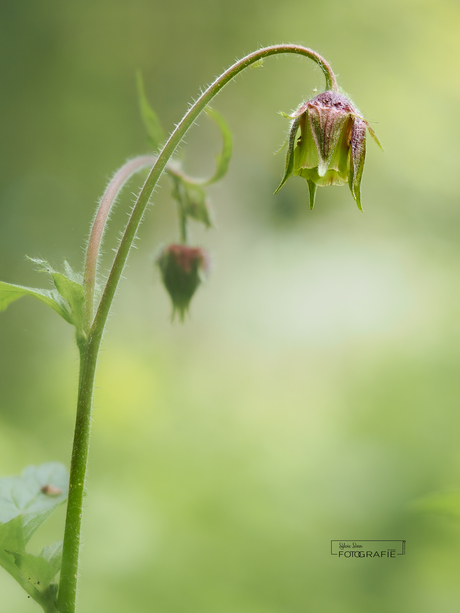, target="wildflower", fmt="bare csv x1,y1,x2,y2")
276,91,380,210
157,244,209,320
